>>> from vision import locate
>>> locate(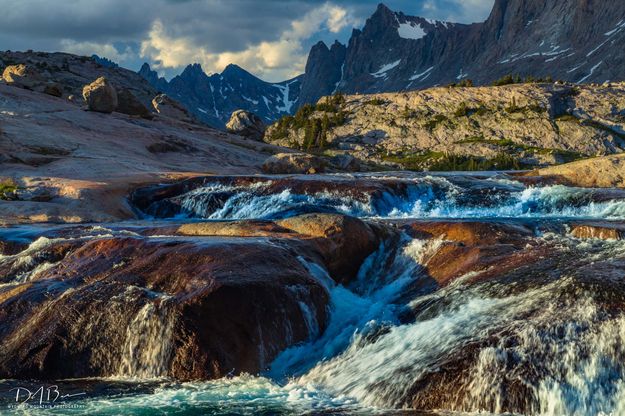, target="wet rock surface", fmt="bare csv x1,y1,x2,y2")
0,220,339,380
